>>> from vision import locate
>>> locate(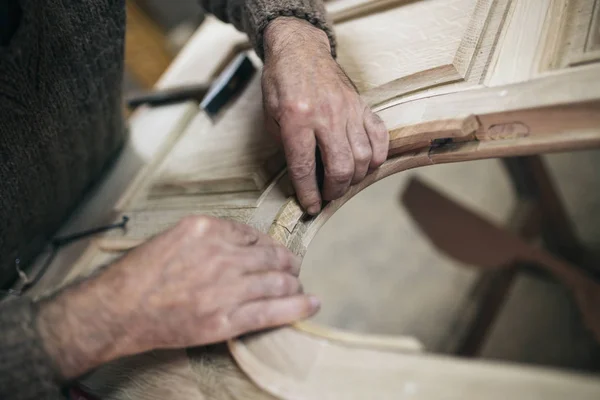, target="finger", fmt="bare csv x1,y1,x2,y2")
280,126,321,215
235,244,301,276
346,122,372,184
214,219,261,246
265,115,282,144
222,219,281,247
317,123,354,201
363,107,389,169
228,294,320,336
234,271,303,304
